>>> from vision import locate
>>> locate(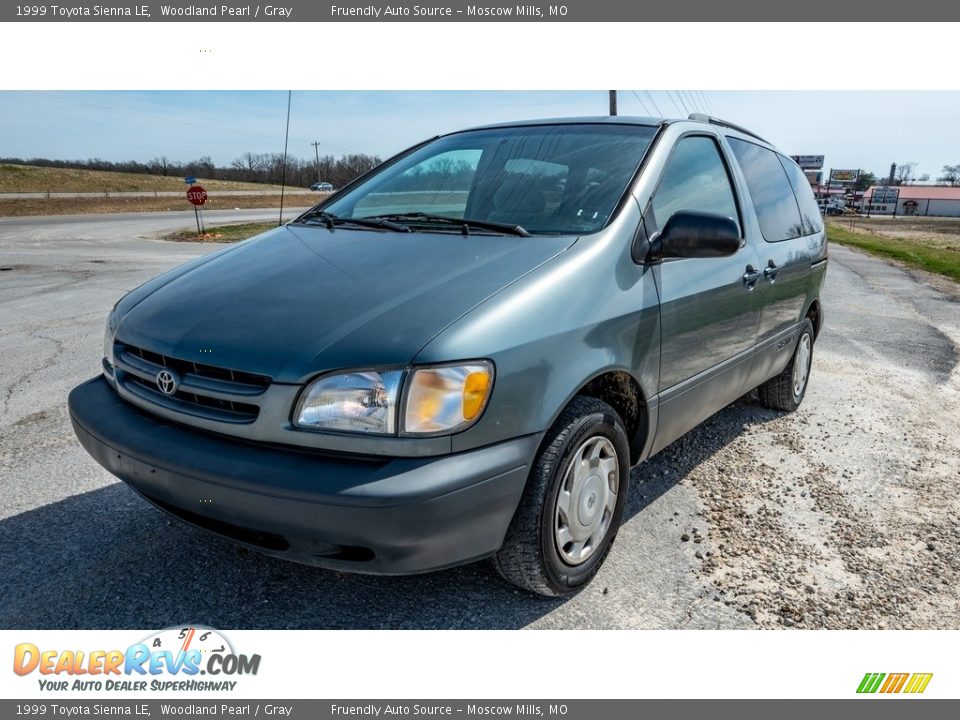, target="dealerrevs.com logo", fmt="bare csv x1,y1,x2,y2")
857,673,933,695
13,627,261,693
